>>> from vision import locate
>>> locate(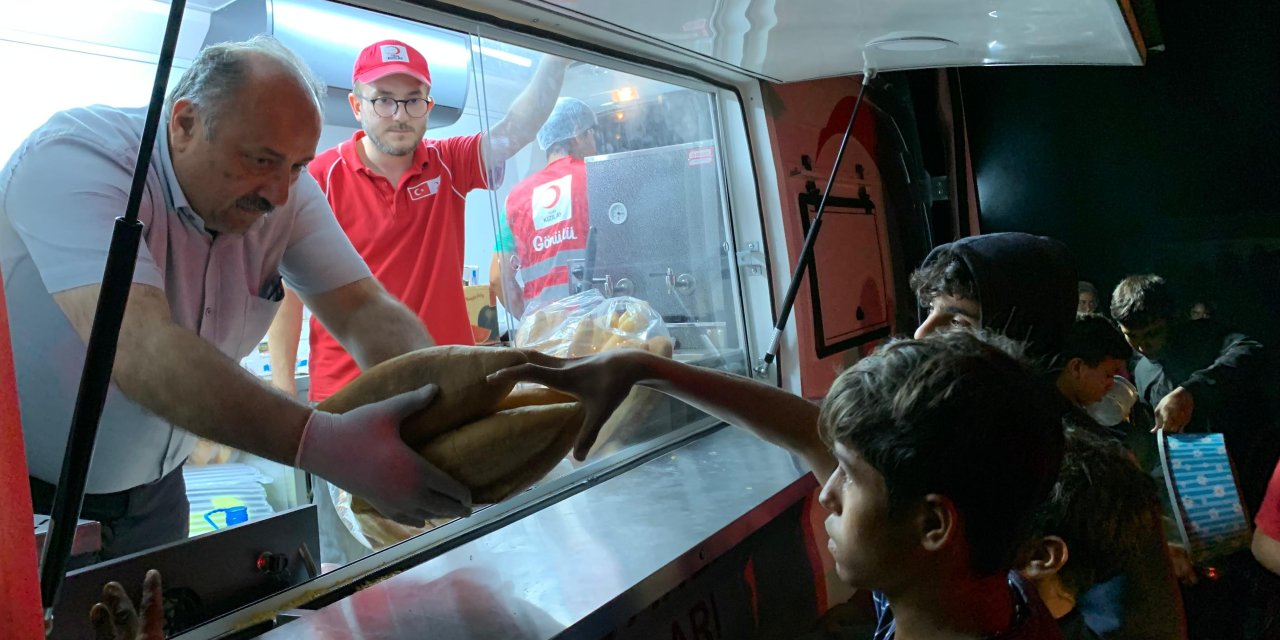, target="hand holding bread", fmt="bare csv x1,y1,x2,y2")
489,345,670,460
315,346,585,543
511,292,676,459
300,384,473,526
